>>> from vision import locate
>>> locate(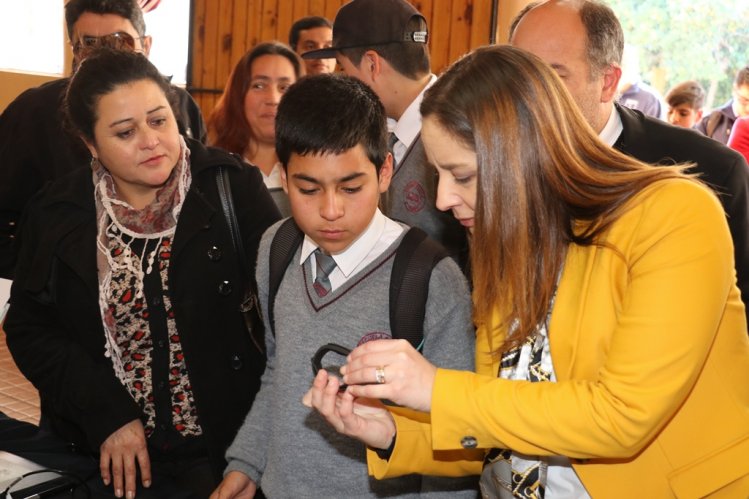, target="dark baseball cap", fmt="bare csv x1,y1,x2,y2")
302,0,428,60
